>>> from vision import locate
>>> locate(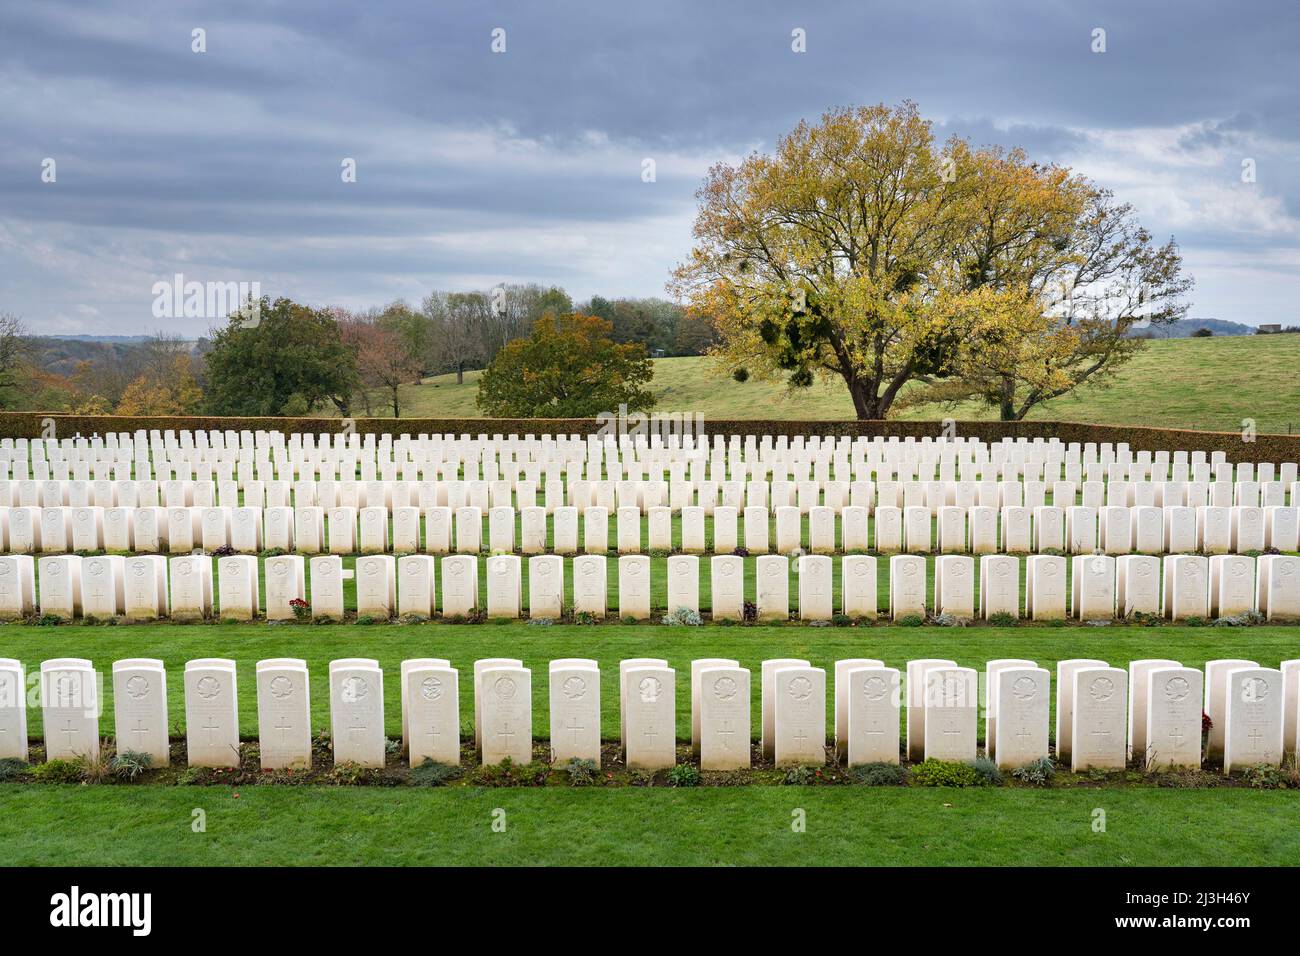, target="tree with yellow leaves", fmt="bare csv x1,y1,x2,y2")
115,355,204,416
670,102,1191,420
